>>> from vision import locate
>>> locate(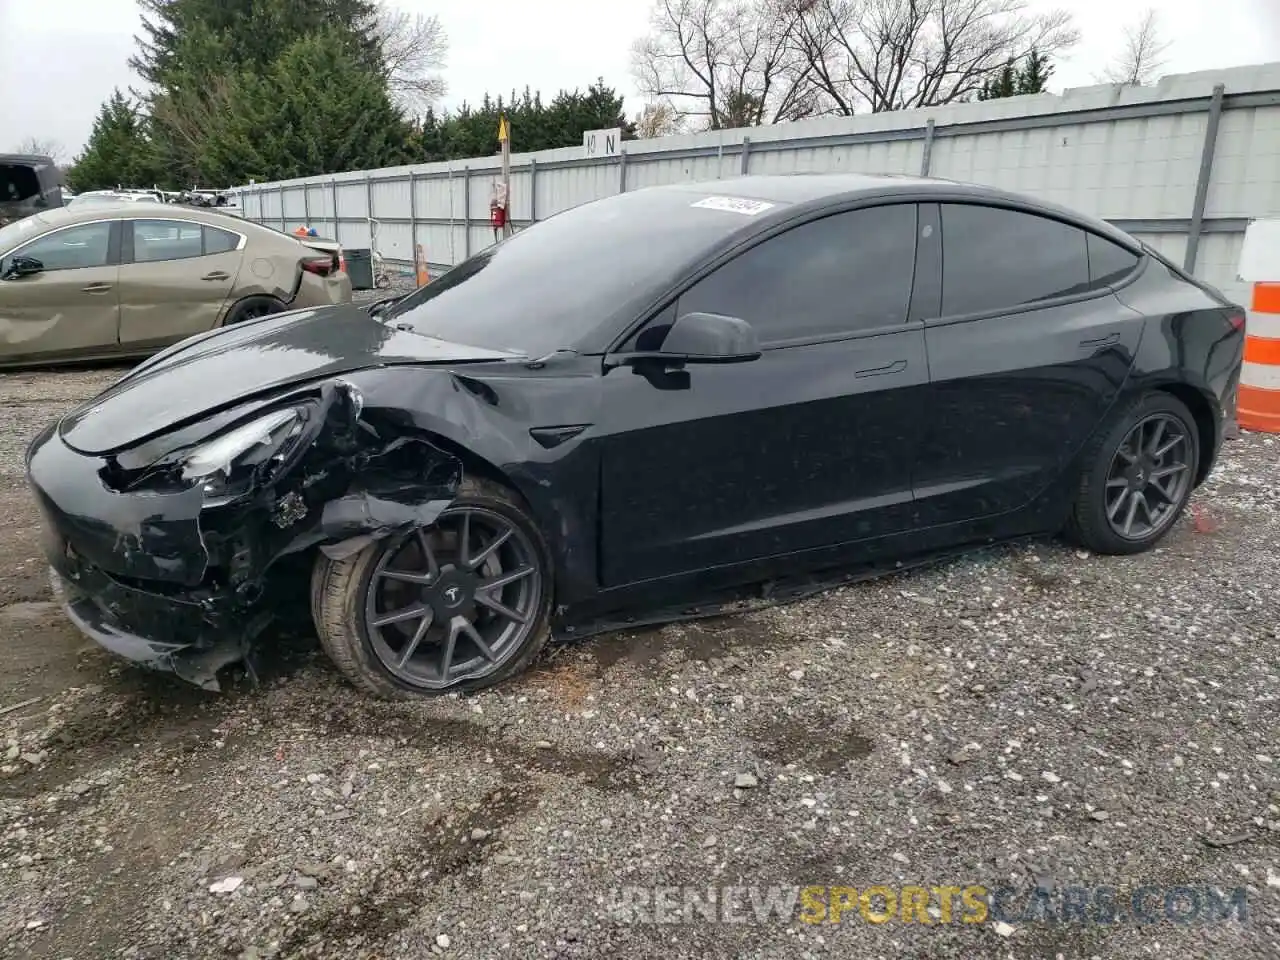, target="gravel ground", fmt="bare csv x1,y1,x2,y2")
0,334,1278,958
